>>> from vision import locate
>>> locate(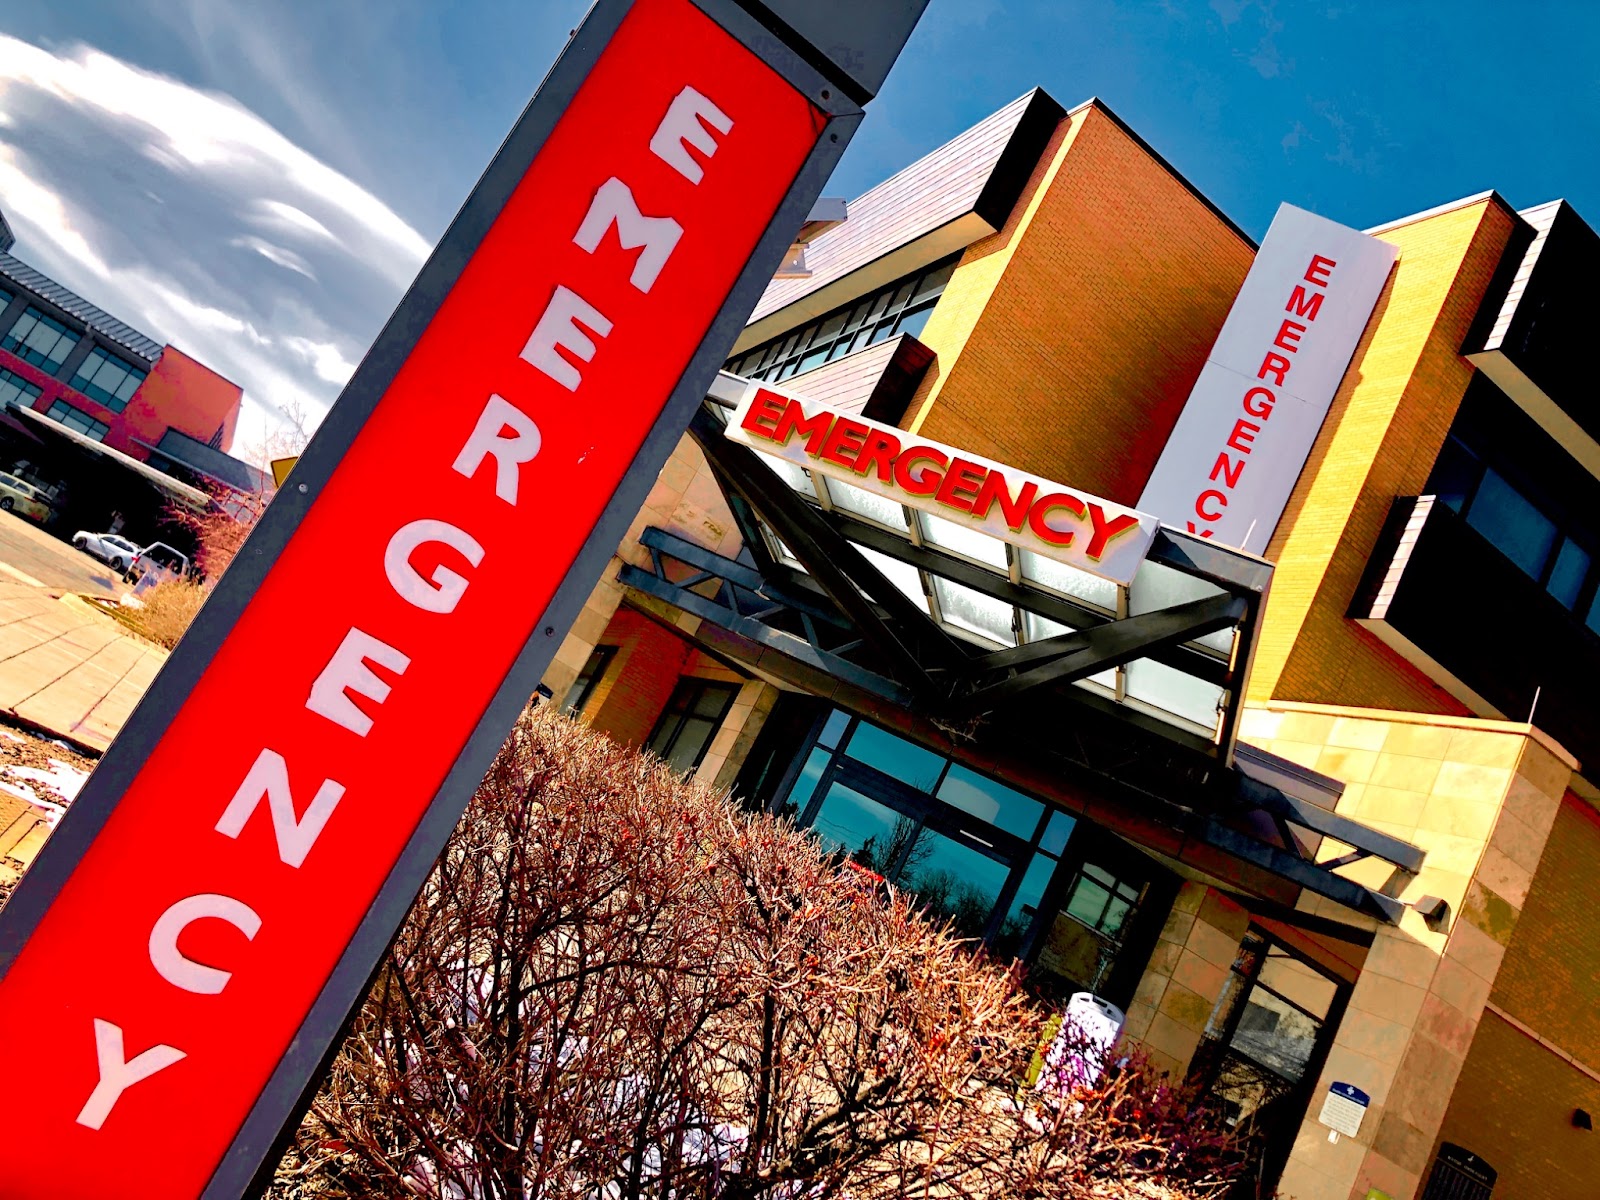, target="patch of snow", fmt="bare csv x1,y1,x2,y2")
8,760,90,804
0,778,66,825
0,729,23,742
